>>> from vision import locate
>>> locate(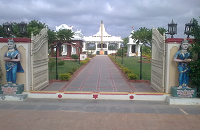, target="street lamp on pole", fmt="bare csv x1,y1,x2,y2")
18,22,27,36
166,19,177,38
184,20,194,38
121,43,124,65
55,43,58,80
3,22,12,37
140,44,143,80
